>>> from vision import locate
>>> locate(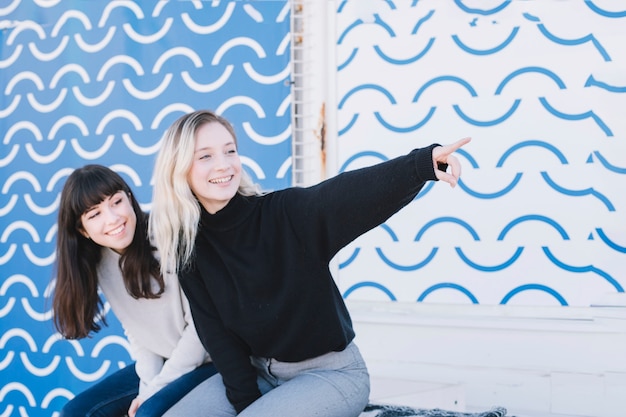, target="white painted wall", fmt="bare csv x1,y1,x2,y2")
297,1,626,416
349,300,626,417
